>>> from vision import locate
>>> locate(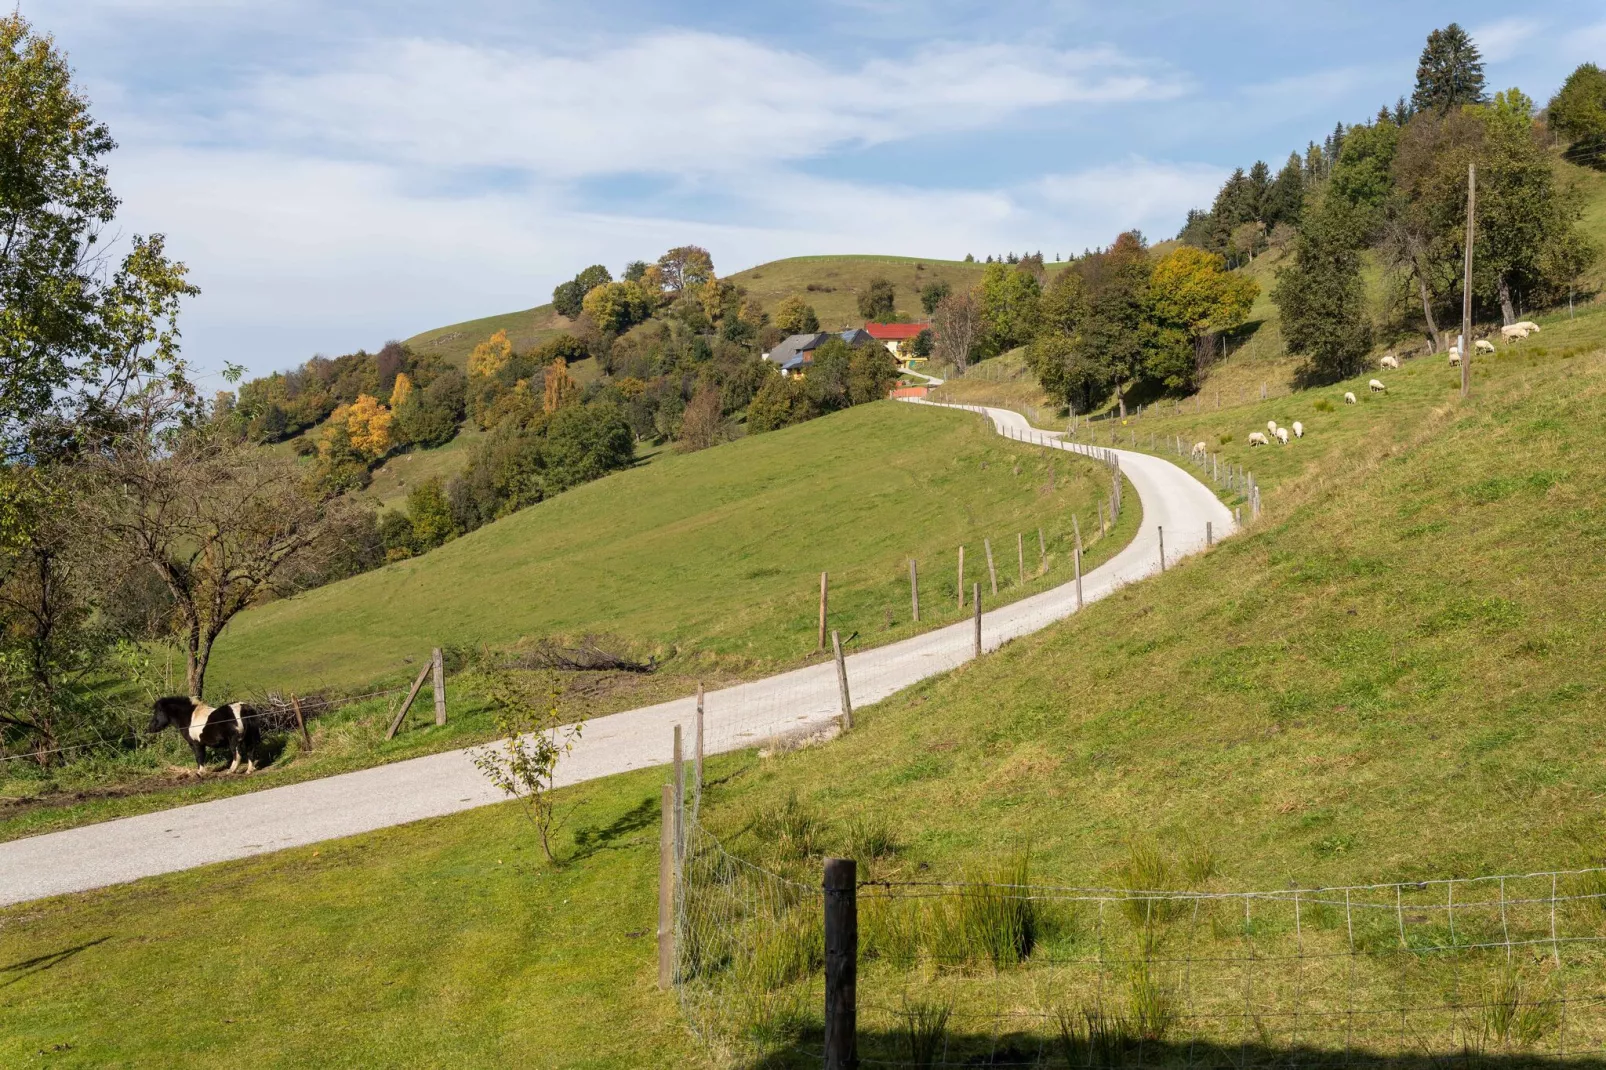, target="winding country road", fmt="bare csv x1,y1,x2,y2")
0,403,1233,906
